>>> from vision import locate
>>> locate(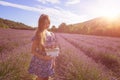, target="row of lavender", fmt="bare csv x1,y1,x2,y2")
0,29,35,80
54,34,116,80
58,33,120,80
